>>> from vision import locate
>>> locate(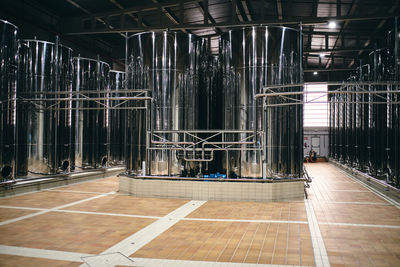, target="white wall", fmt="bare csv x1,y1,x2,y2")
304,127,329,158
